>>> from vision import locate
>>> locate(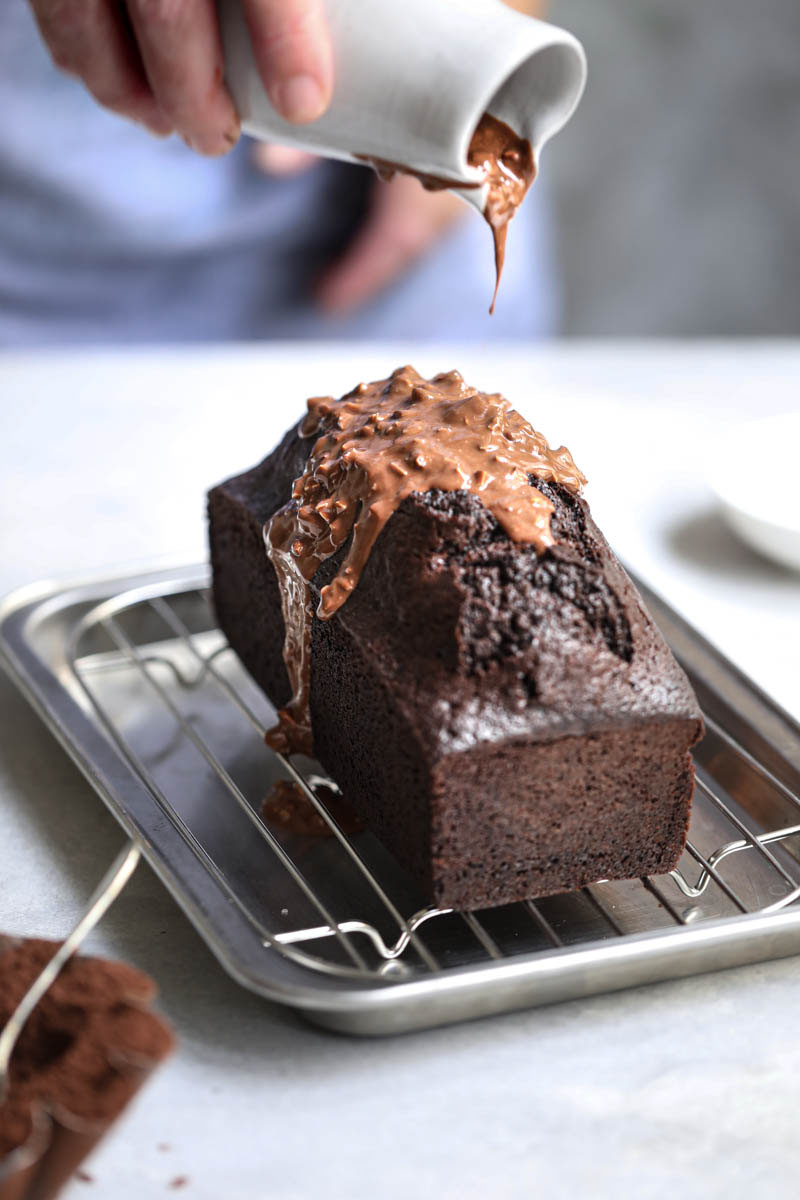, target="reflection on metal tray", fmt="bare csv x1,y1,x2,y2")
2,564,800,1036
